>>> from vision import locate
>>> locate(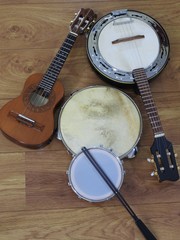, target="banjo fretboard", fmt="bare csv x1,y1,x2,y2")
132,68,164,137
